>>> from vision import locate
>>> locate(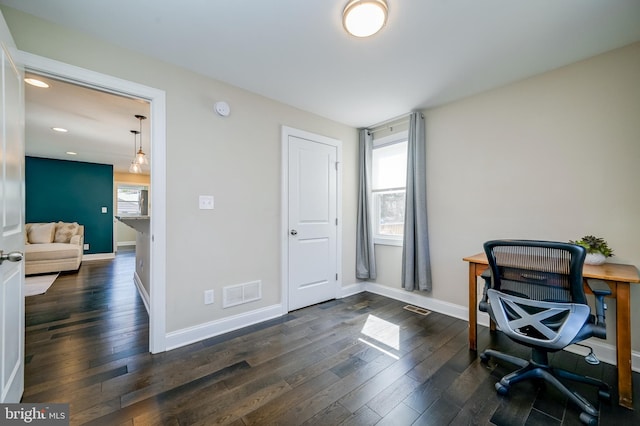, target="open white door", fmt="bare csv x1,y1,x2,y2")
284,127,341,311
0,11,25,403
